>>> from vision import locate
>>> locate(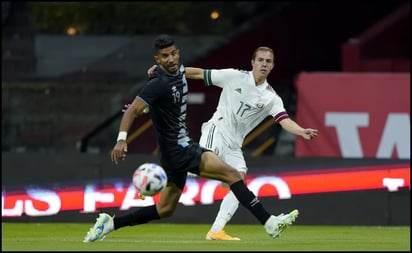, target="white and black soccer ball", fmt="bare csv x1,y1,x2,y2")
132,163,167,196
